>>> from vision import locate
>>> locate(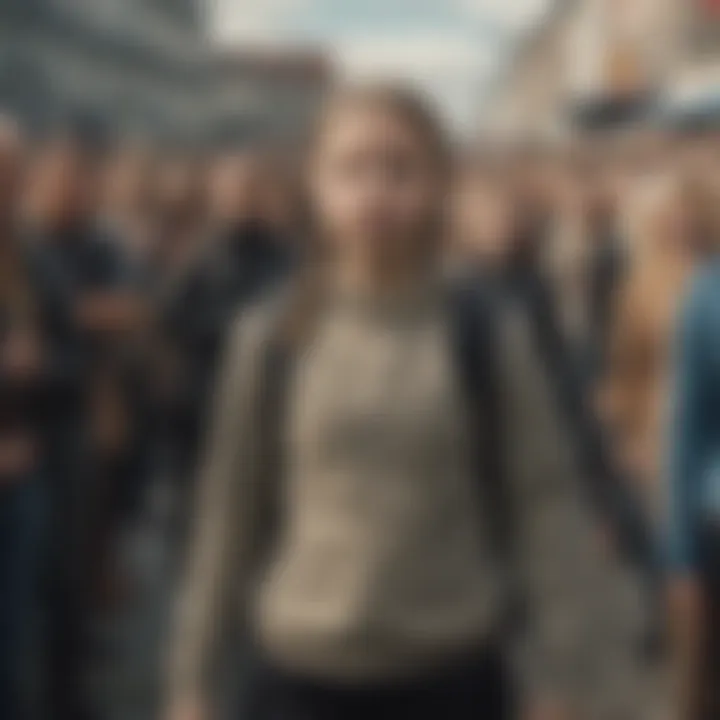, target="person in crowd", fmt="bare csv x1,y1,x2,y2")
665,177,720,720
149,154,207,289
160,150,292,504
25,127,143,720
602,174,711,528
0,116,61,720
100,142,164,539
102,142,159,268
450,158,514,274
166,83,649,720
602,174,720,718
543,158,626,387
585,168,628,378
